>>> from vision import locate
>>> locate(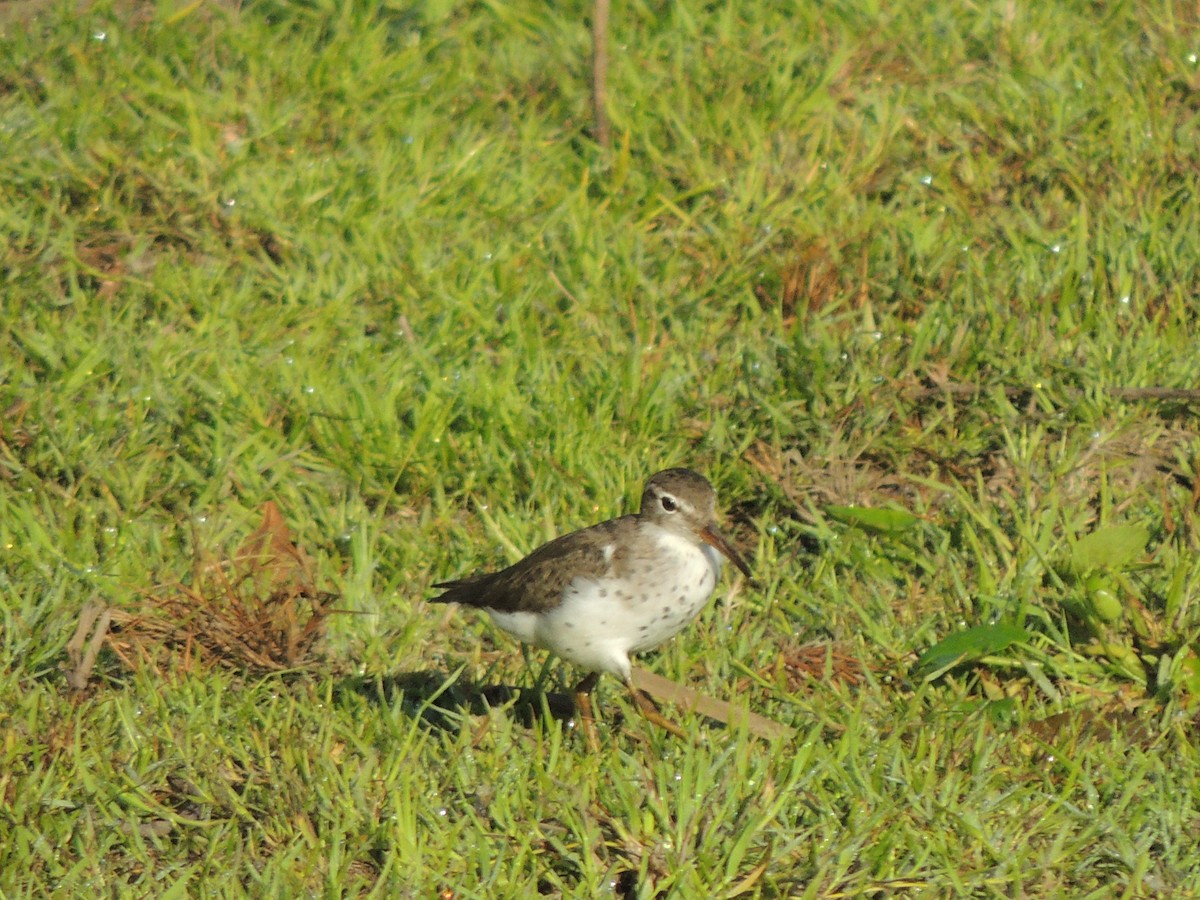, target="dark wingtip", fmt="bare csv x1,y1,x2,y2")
429,580,461,603
430,576,490,605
